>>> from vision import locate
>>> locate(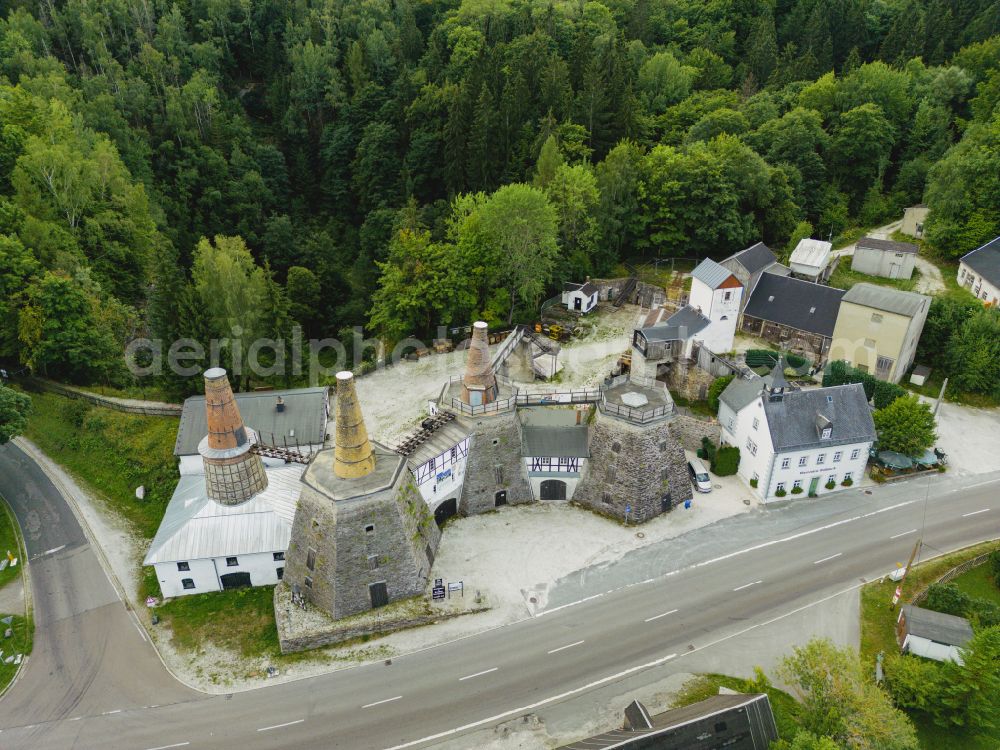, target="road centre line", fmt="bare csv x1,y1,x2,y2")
644,609,679,623
363,696,403,709
733,580,762,592
890,529,916,539
459,667,498,681
813,553,842,565
536,499,921,617
257,719,305,732
102,709,122,715
547,640,585,654
962,509,990,517
144,743,190,750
